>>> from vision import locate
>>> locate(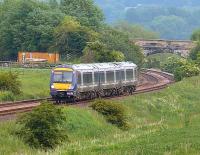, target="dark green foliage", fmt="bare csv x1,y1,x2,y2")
114,21,159,39
90,99,129,129
53,16,97,60
96,0,200,39
0,0,64,60
0,0,146,64
82,41,125,63
125,7,191,39
60,0,104,30
100,26,144,66
0,72,21,94
190,42,200,66
144,57,161,69
191,29,200,41
163,57,200,81
150,15,188,39
16,103,67,150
